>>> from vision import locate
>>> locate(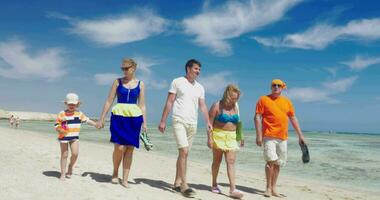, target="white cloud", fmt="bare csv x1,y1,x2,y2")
286,87,337,103
94,73,119,86
182,0,302,55
94,57,168,90
199,71,234,95
254,18,380,49
0,39,66,80
53,9,168,46
134,57,168,90
287,76,358,104
341,55,380,71
322,76,357,93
